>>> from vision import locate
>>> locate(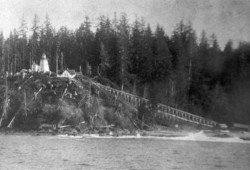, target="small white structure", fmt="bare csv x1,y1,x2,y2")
57,70,76,79
219,123,228,129
31,62,39,72
39,53,50,73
